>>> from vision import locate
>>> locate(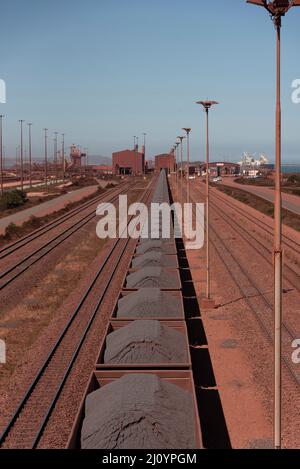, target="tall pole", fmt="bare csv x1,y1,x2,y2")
144,134,146,174
175,142,180,199
28,123,32,189
62,133,65,181
84,148,88,177
274,18,282,453
177,136,185,203
183,128,191,204
0,115,3,195
54,132,58,183
196,101,219,301
205,109,210,299
247,0,300,449
19,120,24,191
44,128,48,188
